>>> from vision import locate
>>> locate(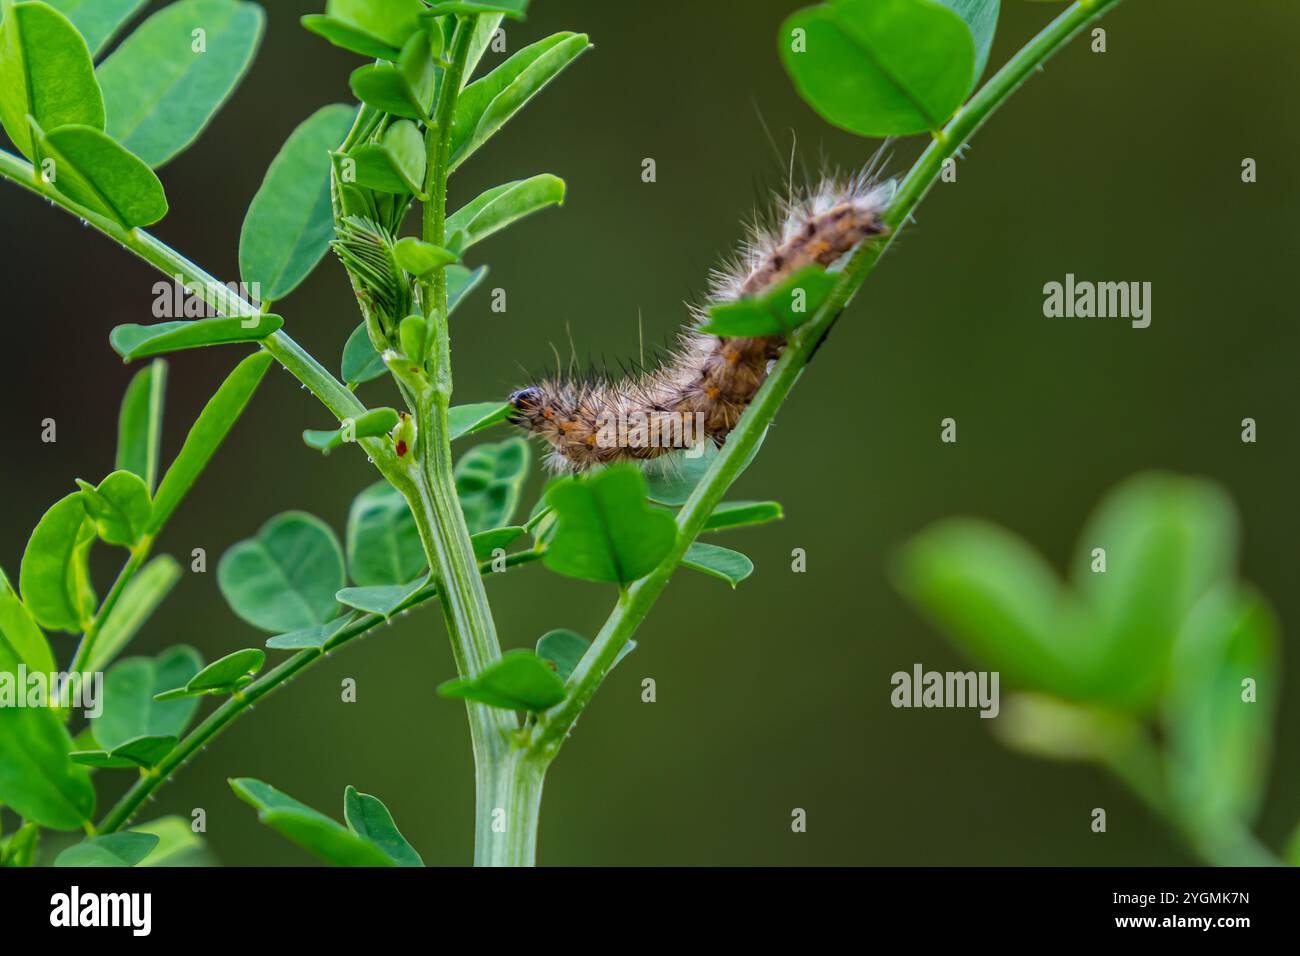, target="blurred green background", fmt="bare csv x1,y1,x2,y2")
2,0,1299,865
